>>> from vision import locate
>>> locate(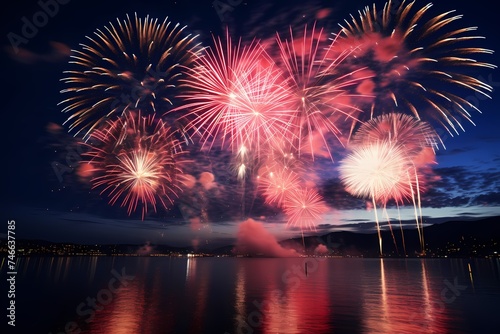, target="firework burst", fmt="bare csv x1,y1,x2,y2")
258,168,301,208
256,142,305,208
349,113,439,253
59,13,201,138
83,111,185,219
172,31,296,154
337,0,496,136
339,141,413,204
283,187,328,231
339,141,416,255
275,23,367,159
